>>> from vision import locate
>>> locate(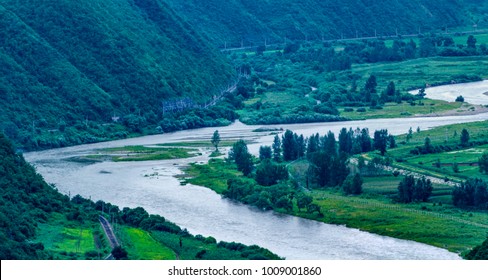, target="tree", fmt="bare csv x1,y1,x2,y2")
211,130,221,152
259,146,272,161
479,152,488,174
388,134,396,149
373,129,389,156
255,191,273,210
307,133,320,156
466,238,488,260
275,196,293,212
229,140,253,176
338,127,352,154
296,193,313,212
272,135,282,162
359,128,372,152
308,151,331,187
323,131,336,155
467,35,477,49
424,137,433,154
255,160,288,186
398,175,415,203
364,75,377,102
343,174,363,195
406,127,413,142
460,128,470,147
414,177,433,202
452,178,488,209
386,81,396,97
112,246,128,260
453,162,459,173
282,130,297,161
